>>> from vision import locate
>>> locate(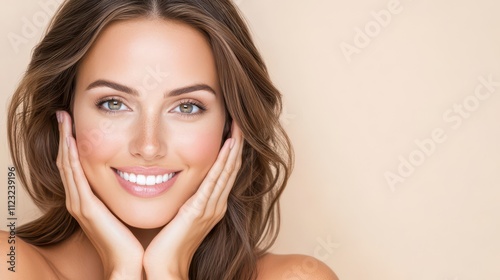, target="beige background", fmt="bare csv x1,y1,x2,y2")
2,0,500,279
